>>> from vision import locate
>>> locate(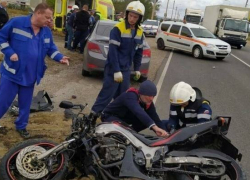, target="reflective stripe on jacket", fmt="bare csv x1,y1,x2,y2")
169,98,212,127
0,15,63,84
106,20,143,73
